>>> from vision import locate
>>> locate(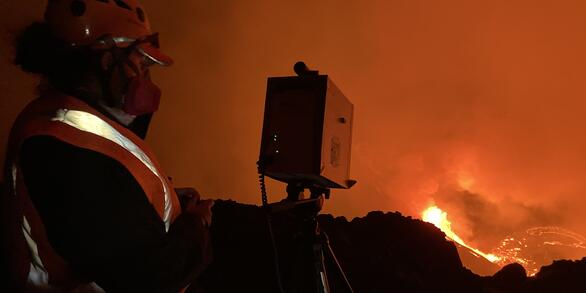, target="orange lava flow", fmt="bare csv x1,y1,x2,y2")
422,206,501,263
422,205,586,276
